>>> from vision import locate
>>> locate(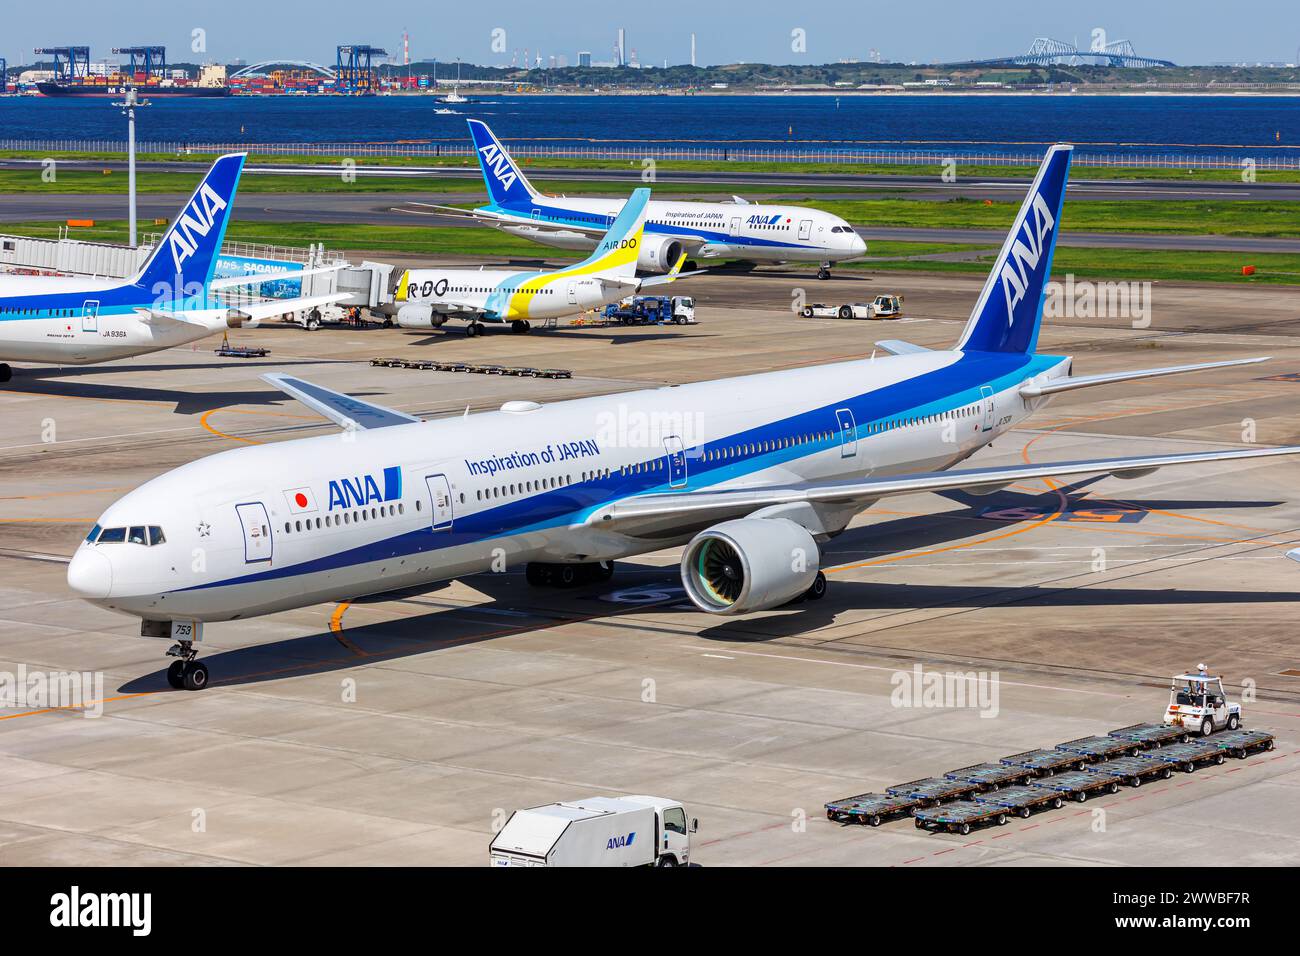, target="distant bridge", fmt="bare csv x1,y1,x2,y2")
229,61,337,79
957,37,1176,69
